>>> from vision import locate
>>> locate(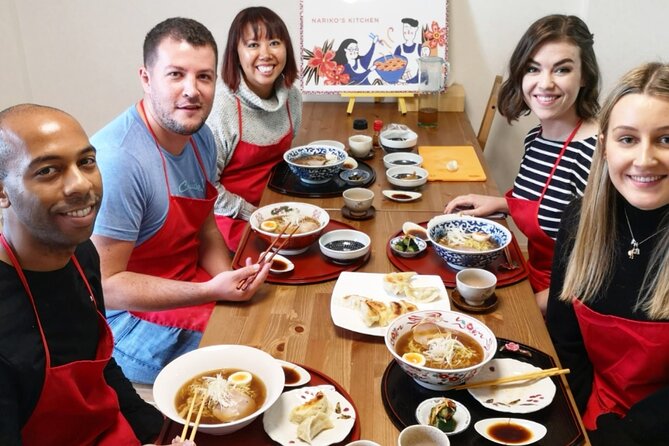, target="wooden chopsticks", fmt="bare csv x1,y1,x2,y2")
236,224,300,291
180,390,208,442
450,367,570,391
